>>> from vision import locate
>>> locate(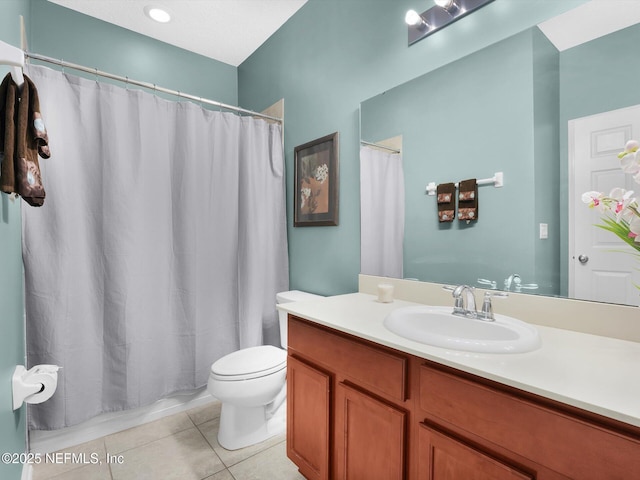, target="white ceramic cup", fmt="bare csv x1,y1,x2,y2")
377,283,394,303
